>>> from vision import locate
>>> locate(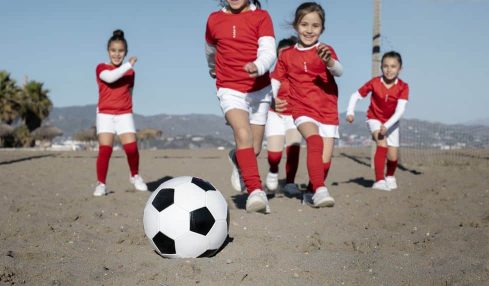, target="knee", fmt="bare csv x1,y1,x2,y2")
234,127,252,146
